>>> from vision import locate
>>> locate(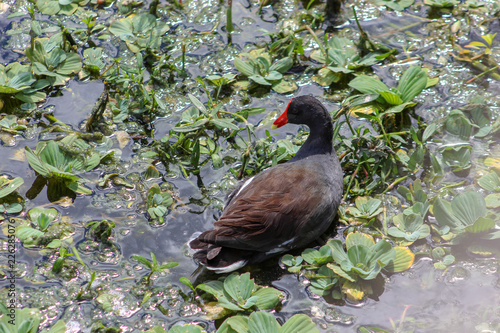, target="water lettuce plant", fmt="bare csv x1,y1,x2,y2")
146,183,173,224
234,50,296,93
432,191,499,241
0,175,24,214
109,14,170,53
217,311,319,333
27,38,82,86
338,196,383,225
132,252,179,286
0,63,47,107
25,134,114,200
15,207,74,249
374,0,414,11
439,144,471,173
37,0,89,15
282,232,414,301
388,212,430,245
310,36,383,86
348,66,429,115
423,0,459,7
196,272,282,317
0,305,66,333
